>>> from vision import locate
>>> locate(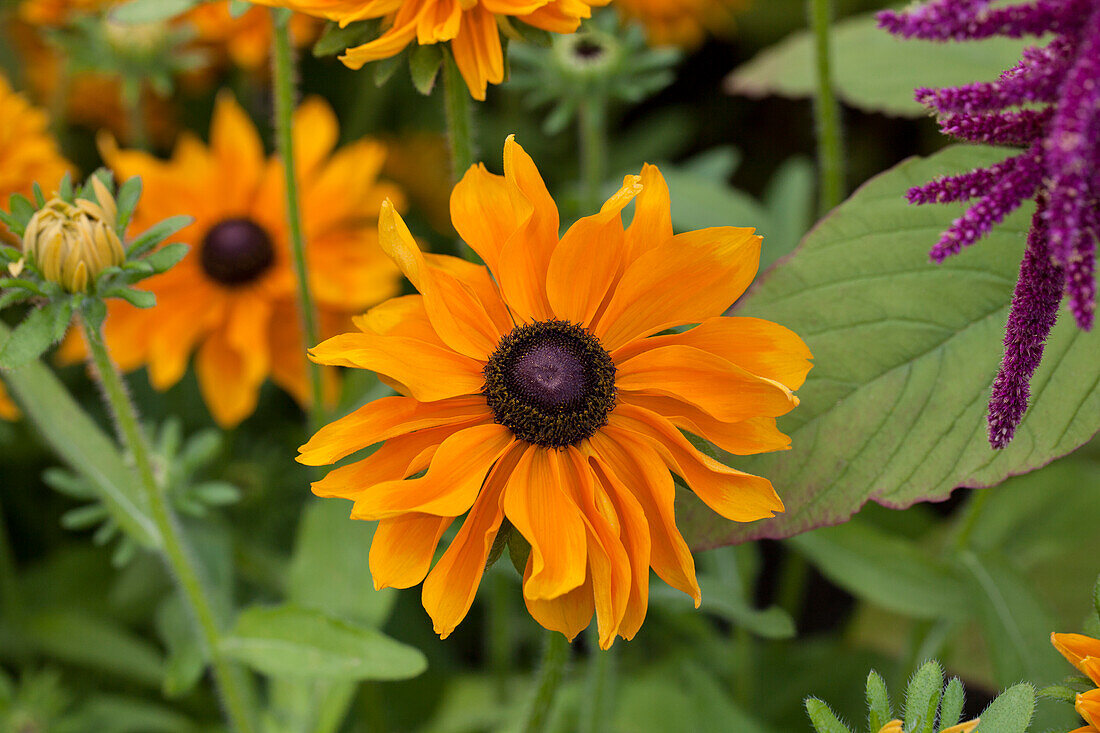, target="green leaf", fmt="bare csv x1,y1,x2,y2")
0,301,69,369
286,500,397,627
727,12,1037,117
313,19,381,58
866,670,891,732
903,660,942,733
1037,683,1078,703
789,520,969,619
939,677,965,731
127,216,193,258
114,176,142,235
681,145,1100,550
409,44,444,95
142,242,189,274
0,322,159,547
804,698,851,733
108,0,200,24
221,604,427,681
973,683,1035,733
26,610,165,687
8,193,36,228
104,287,156,309
155,593,205,698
